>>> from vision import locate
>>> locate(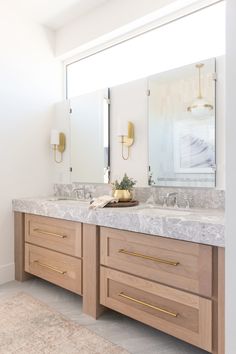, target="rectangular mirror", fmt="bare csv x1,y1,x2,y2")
148,58,216,188
70,89,110,183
